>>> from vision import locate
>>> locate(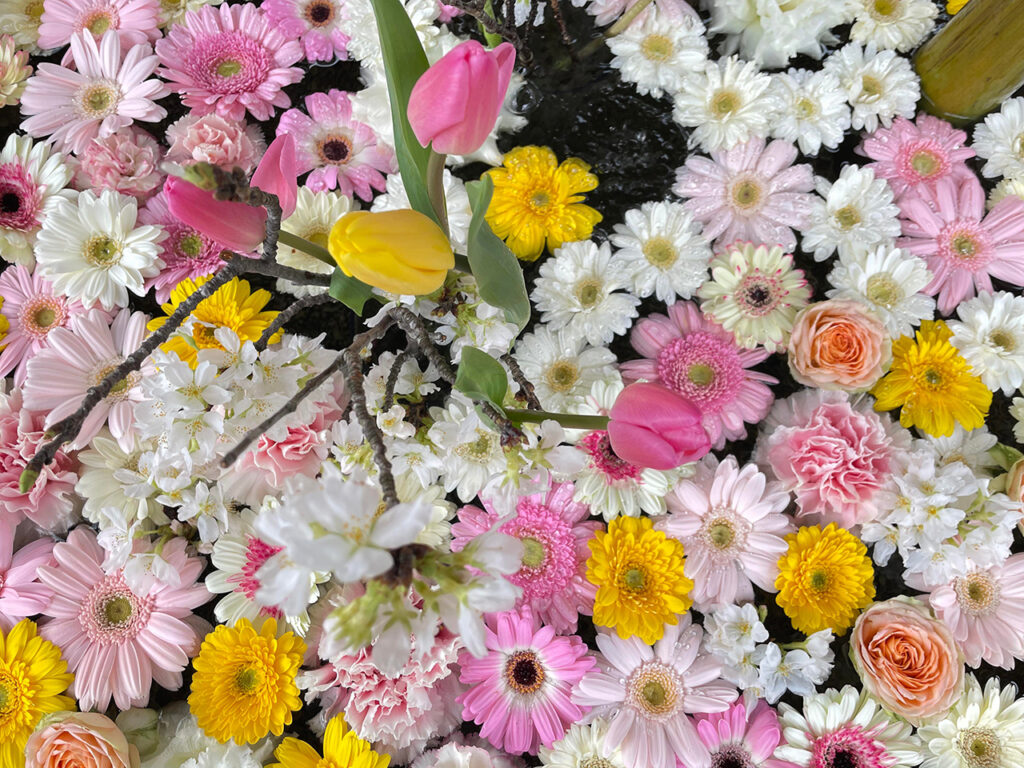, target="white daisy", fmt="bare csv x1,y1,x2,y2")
75,430,162,525
426,394,509,503
513,325,617,412
609,199,711,303
972,97,1024,180
801,164,901,261
769,69,852,156
850,0,938,52
275,186,351,298
538,717,627,768
372,168,472,252
926,424,998,474
608,7,707,99
672,56,779,153
0,0,42,51
948,291,1024,395
826,245,936,338
823,42,920,133
1011,398,1024,444
34,188,164,311
988,178,1024,210
531,240,640,346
